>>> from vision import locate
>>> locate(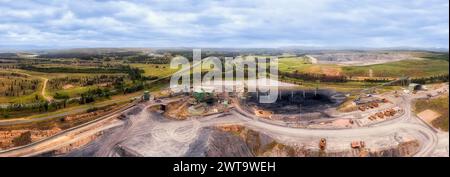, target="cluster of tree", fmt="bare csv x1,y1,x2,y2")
38,51,140,60
159,50,241,62
126,66,144,80
1,88,117,115
126,55,171,64
0,64,20,69
20,64,136,74
79,88,112,104
0,72,28,78
2,64,149,114
279,71,348,82
21,64,145,81
0,60,18,64
411,74,449,84
48,75,126,90
114,81,145,94
0,53,19,58
86,104,115,113
363,78,394,83
54,92,70,100
0,79,39,97
1,99,67,113
422,52,449,62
